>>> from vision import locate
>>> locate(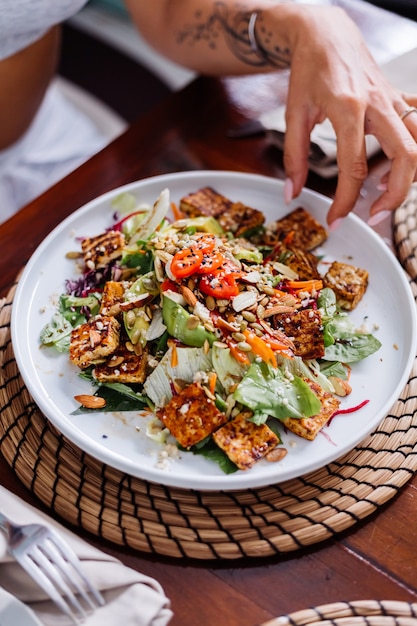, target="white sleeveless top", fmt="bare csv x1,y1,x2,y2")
0,0,89,59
